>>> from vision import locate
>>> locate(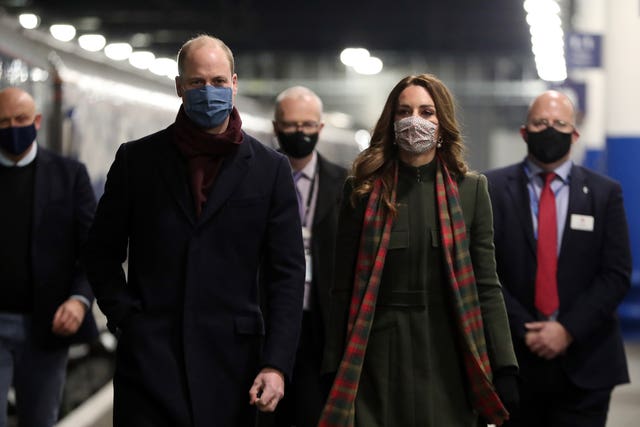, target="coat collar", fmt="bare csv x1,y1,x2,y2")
158,126,254,226
198,132,253,225
559,164,591,254
313,155,344,227
32,146,52,233
506,162,591,256
157,126,196,224
505,163,536,254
